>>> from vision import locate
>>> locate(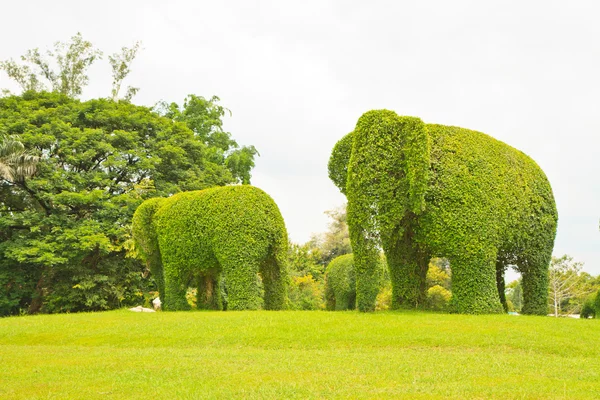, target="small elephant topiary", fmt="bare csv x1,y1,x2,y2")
132,185,289,311
329,110,557,314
